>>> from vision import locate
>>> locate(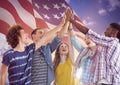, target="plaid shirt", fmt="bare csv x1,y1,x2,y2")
71,36,96,83
86,29,120,85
